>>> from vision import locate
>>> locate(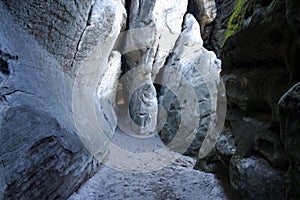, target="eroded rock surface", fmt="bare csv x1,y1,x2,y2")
120,0,188,135
157,14,222,156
